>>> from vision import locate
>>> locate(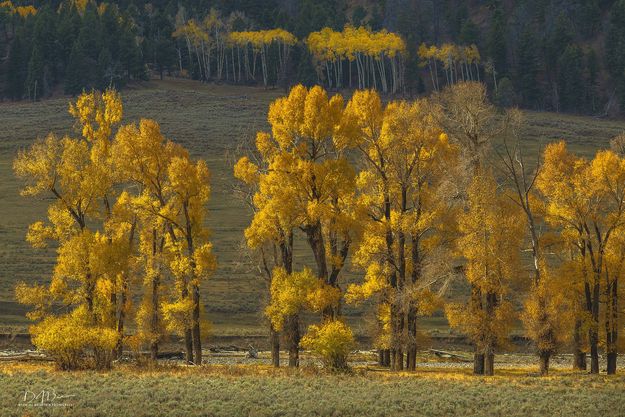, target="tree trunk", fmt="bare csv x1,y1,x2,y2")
150,340,158,361
389,302,404,371
409,349,417,370
484,351,495,376
191,284,202,365
184,328,193,364
115,279,128,359
406,306,417,371
572,318,587,370
482,290,498,377
588,277,600,374
150,275,159,362
285,314,299,367
395,348,404,371
607,352,617,375
573,350,587,371
471,283,484,375
181,279,193,364
539,351,551,376
271,324,280,368
606,276,618,375
305,223,328,280
383,349,390,367
589,328,599,374
473,352,485,375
